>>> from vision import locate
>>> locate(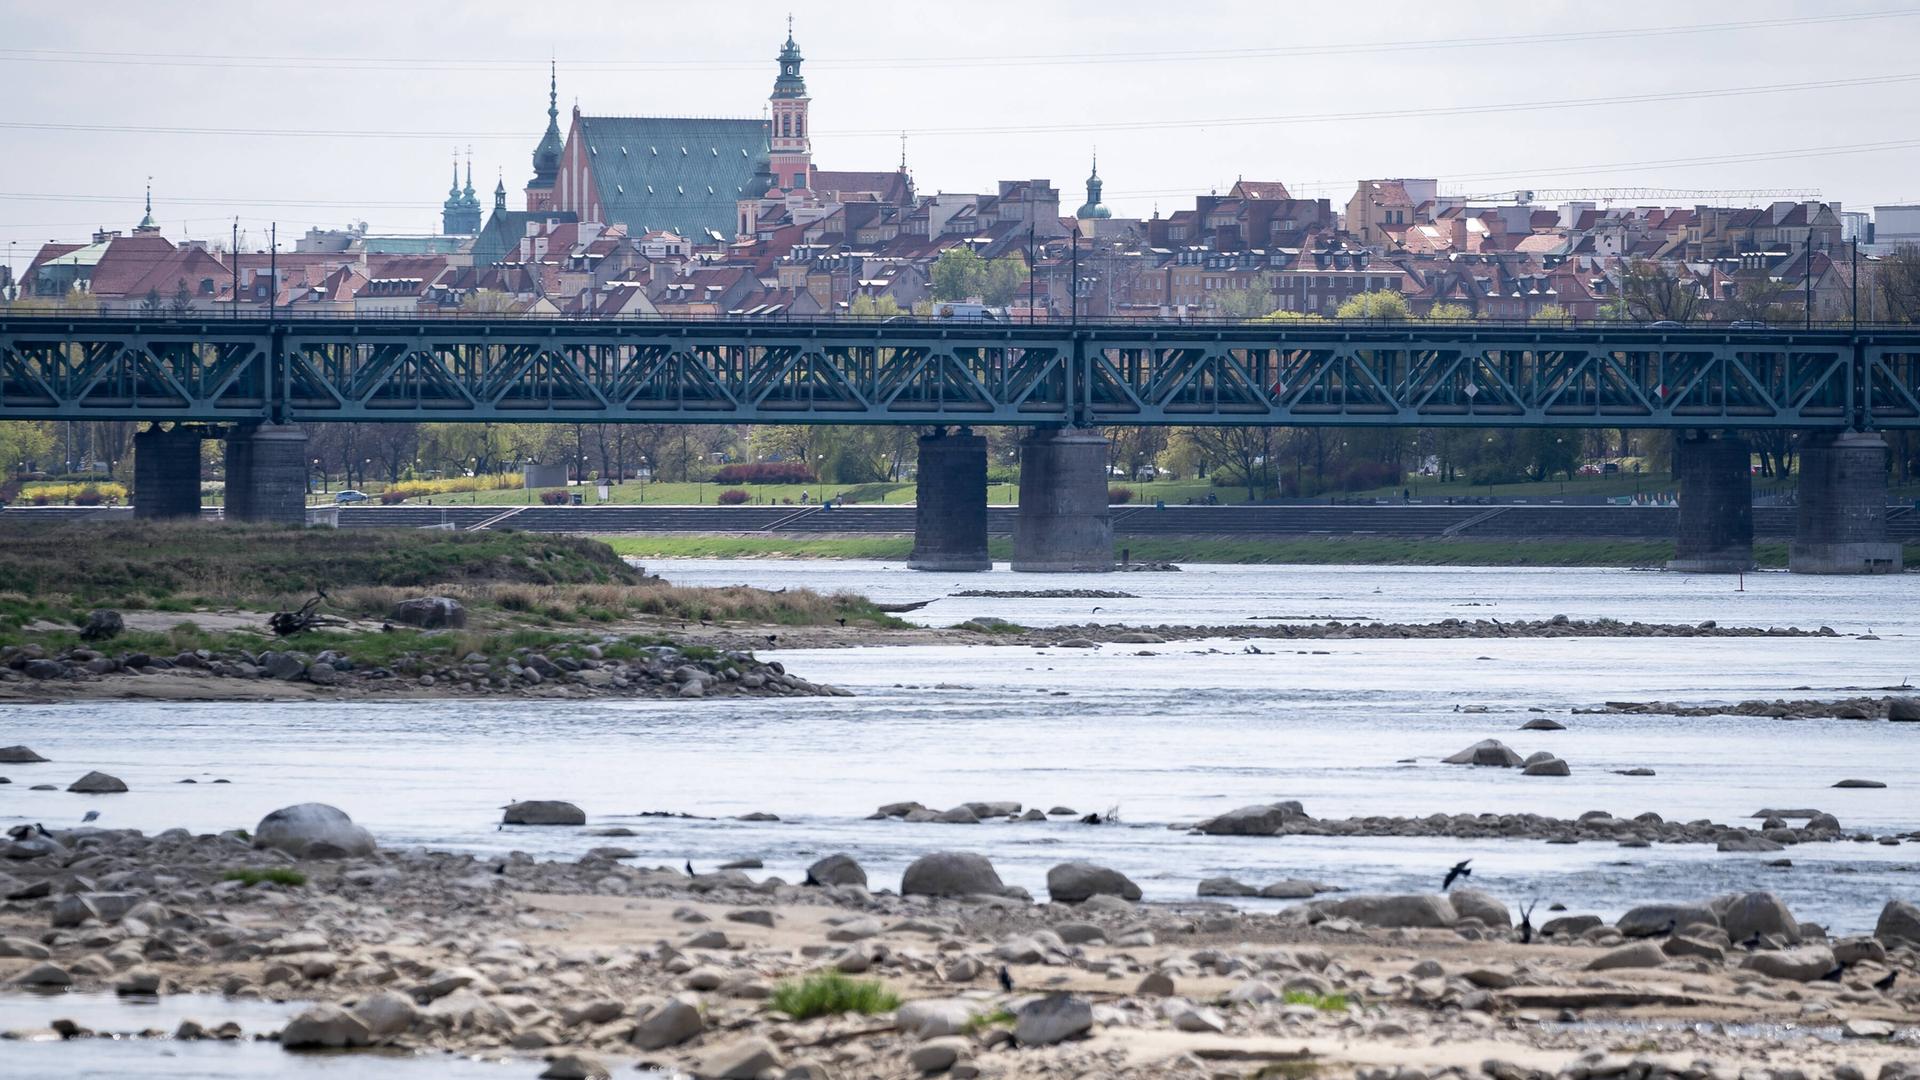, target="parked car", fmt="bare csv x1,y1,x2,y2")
1645,320,1683,329
333,489,369,504
1726,320,1770,330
